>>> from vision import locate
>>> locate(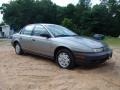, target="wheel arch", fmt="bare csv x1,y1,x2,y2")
13,40,20,48
54,46,73,59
